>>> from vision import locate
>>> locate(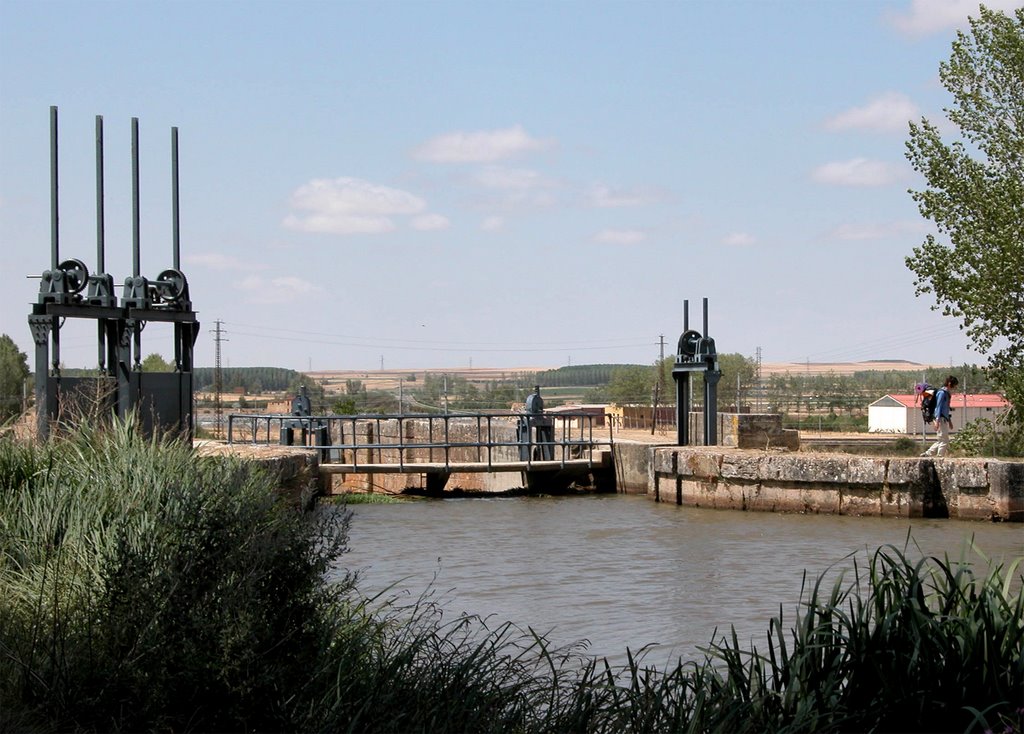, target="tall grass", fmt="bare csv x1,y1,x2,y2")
0,417,351,731
1,419,1021,732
